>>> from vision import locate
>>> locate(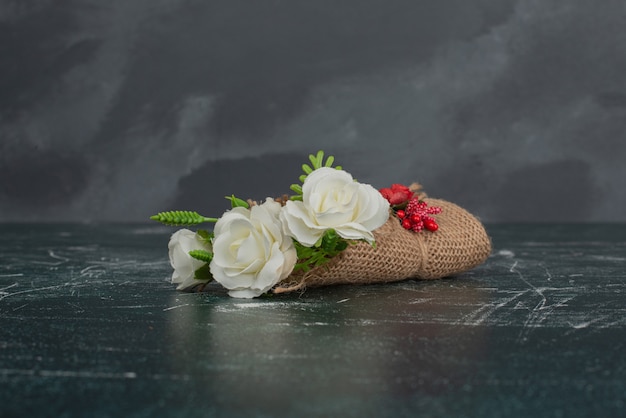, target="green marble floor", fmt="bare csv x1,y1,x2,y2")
1,223,625,417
